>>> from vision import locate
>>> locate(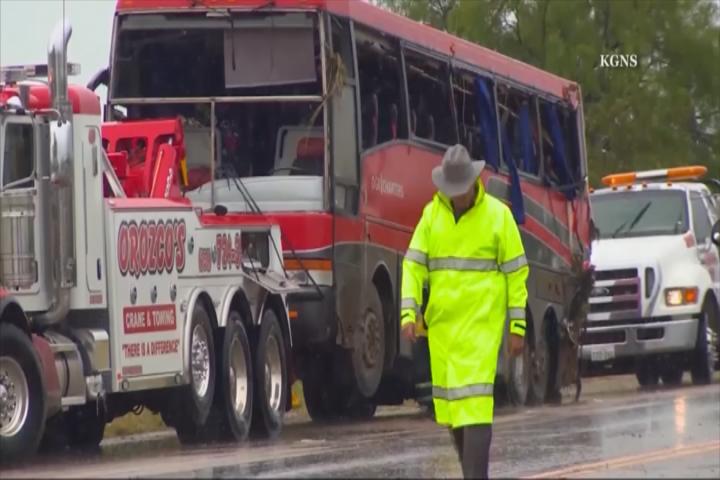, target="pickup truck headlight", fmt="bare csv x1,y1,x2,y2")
664,287,698,306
